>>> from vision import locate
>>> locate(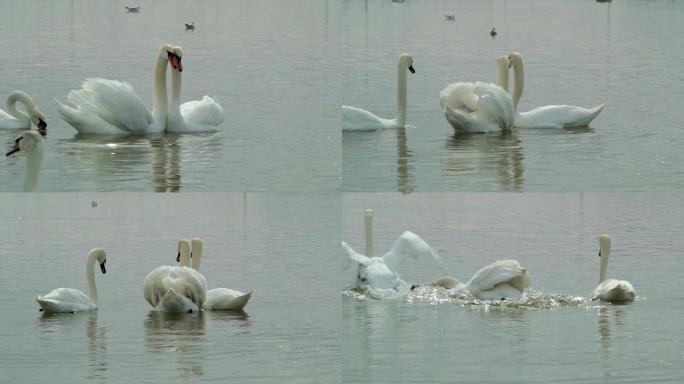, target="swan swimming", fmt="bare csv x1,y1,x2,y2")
143,239,207,312
166,46,224,133
6,130,44,192
425,259,530,300
1,91,47,132
56,44,175,134
342,53,415,130
592,235,636,303
342,209,448,292
36,248,108,313
505,53,605,129
178,238,253,310
439,57,515,133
